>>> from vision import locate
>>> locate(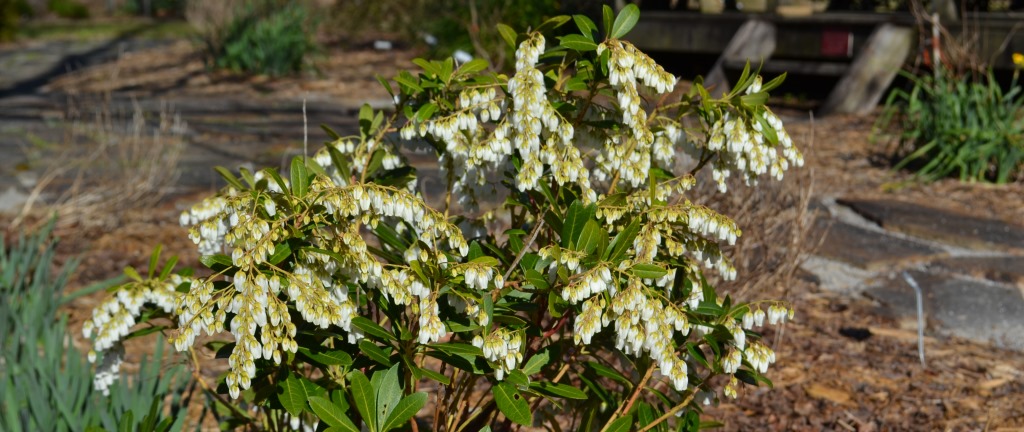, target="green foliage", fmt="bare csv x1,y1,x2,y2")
877,69,1024,183
0,222,190,431
47,0,89,19
213,1,317,76
0,0,22,41
87,6,800,432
